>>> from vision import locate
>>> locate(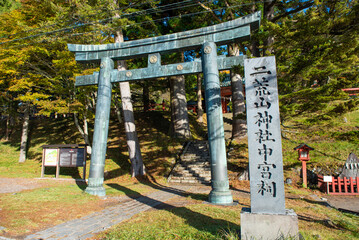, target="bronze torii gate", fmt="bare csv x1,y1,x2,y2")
68,12,261,205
